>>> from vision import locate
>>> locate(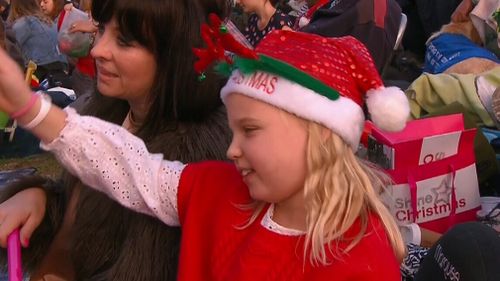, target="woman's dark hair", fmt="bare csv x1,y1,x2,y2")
0,19,5,49
87,0,230,142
